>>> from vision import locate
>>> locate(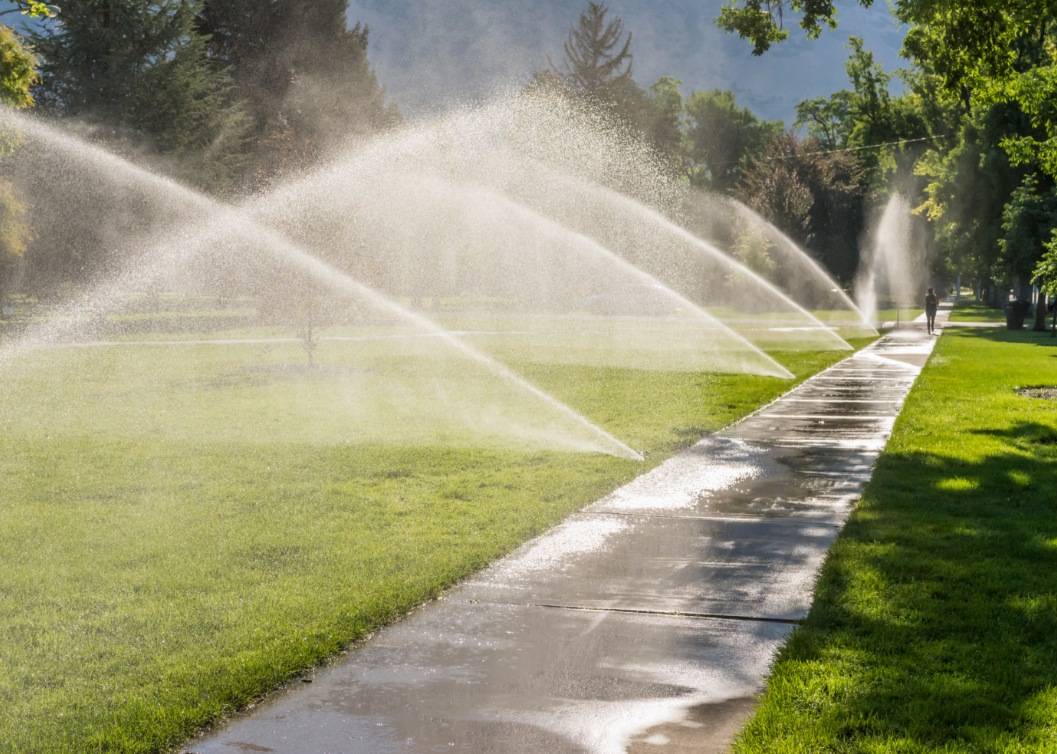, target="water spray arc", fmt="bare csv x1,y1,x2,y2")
683,192,878,335
483,159,854,351
248,168,795,379
855,194,920,324
1,111,643,460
